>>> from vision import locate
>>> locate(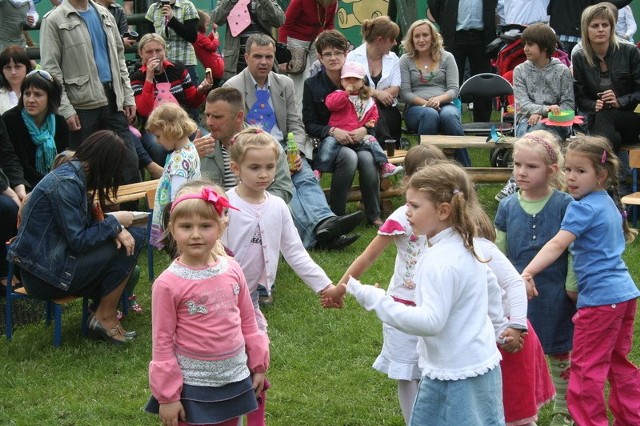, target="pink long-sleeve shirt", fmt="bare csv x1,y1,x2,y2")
149,257,269,403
